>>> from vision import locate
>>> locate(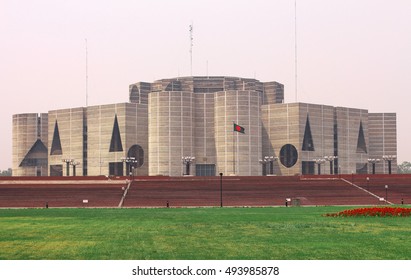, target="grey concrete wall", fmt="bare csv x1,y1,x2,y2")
48,108,85,176
194,93,217,169
335,107,369,174
12,113,48,176
214,90,262,175
86,103,148,176
148,91,195,176
298,103,335,174
261,103,300,176
369,113,397,174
